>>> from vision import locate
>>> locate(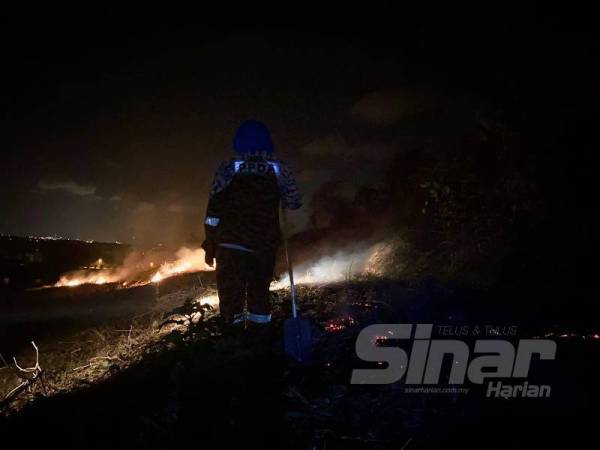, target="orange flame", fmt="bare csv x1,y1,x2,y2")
54,247,214,288
150,248,212,284
54,271,119,287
